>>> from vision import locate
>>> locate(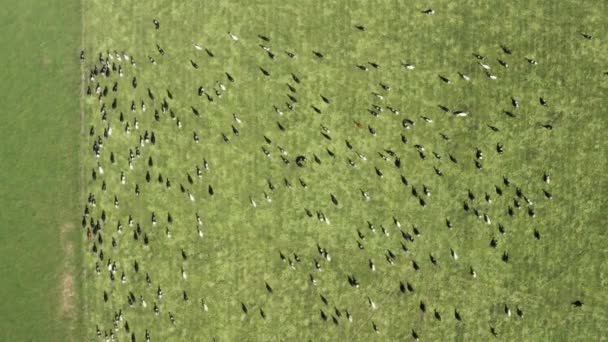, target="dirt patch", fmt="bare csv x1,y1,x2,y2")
59,273,75,318
64,241,75,258
41,56,52,70
61,223,75,235
60,223,75,257
58,223,77,322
